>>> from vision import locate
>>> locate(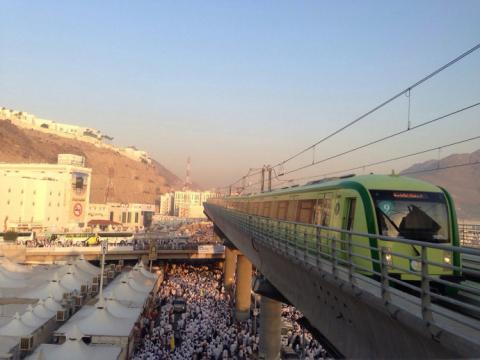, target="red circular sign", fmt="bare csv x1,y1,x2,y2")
73,203,83,217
